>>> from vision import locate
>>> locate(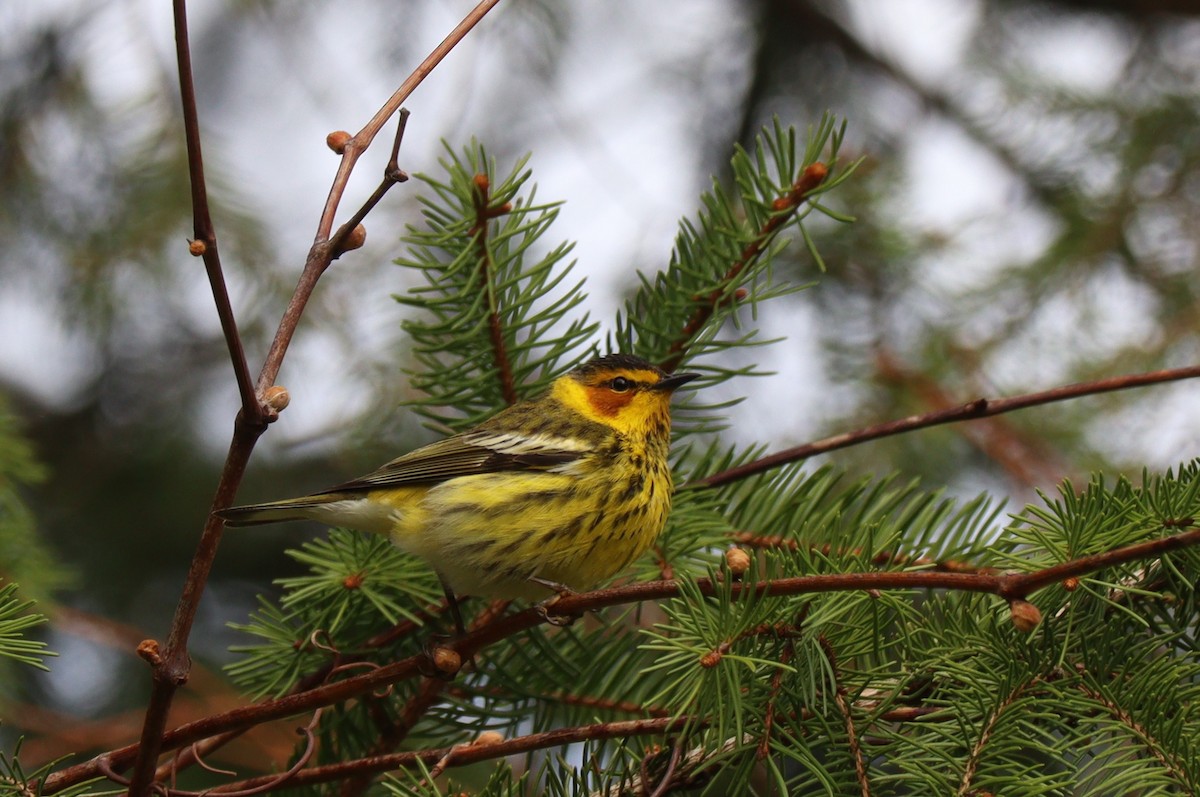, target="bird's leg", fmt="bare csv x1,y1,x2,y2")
439,575,467,637
528,575,581,627
419,575,469,681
